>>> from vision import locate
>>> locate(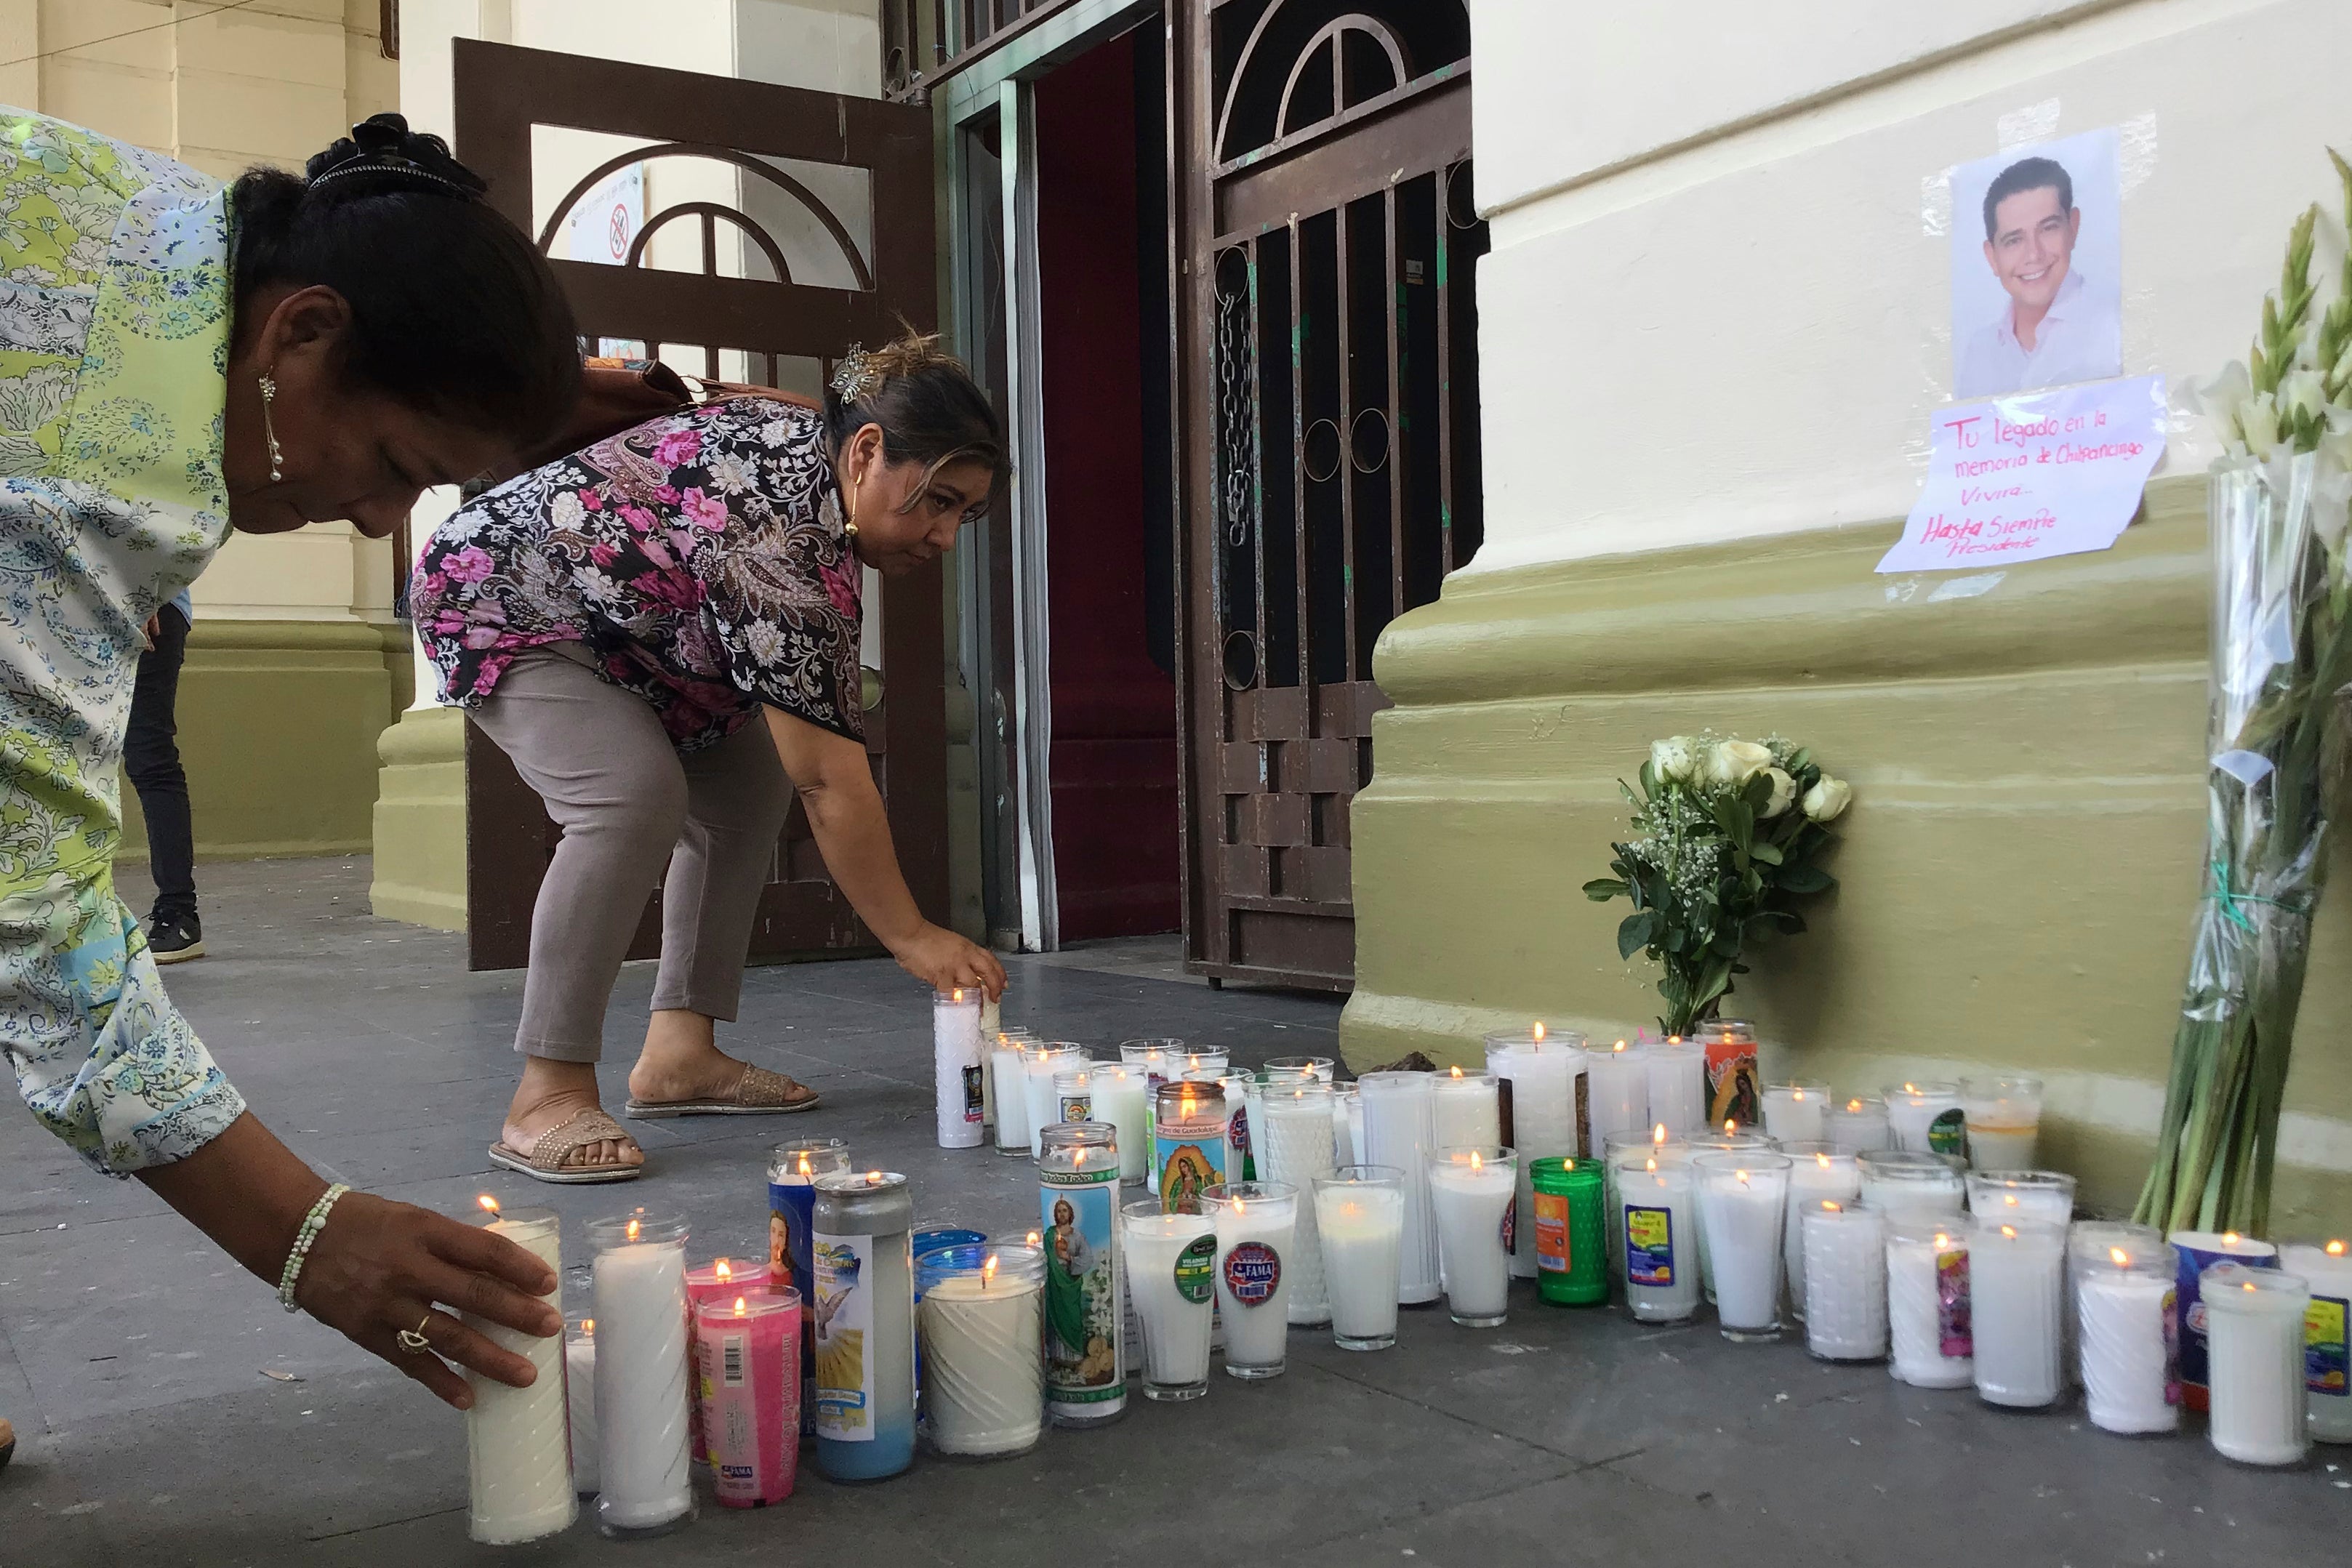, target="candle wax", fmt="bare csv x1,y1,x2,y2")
465,1212,575,1545
1315,1187,1404,1348
1428,1159,1516,1324
921,1273,1045,1455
